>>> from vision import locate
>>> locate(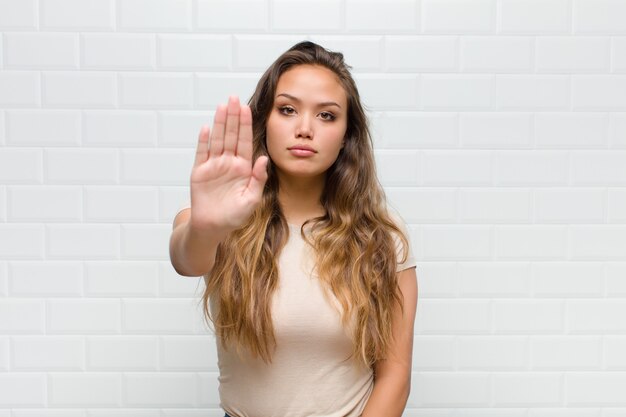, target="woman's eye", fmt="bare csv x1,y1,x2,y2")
320,112,336,121
279,106,295,115
278,106,335,121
